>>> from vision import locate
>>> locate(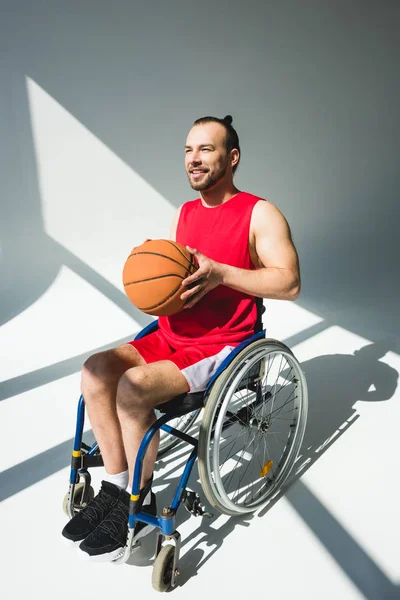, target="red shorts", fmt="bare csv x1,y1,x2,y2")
128,329,235,393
